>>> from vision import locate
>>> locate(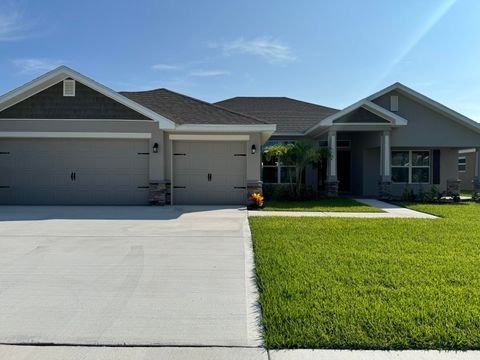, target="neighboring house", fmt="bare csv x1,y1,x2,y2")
458,148,478,191
0,66,479,205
